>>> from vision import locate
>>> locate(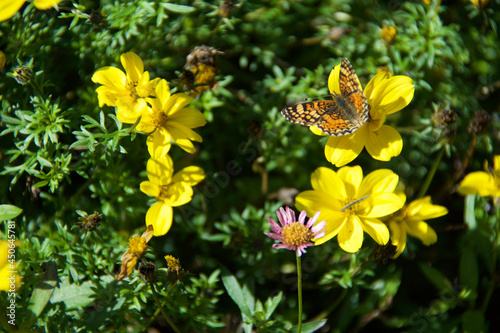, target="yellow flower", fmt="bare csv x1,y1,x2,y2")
386,195,447,258
0,240,21,291
92,52,159,124
458,155,500,198
312,61,414,167
0,0,61,22
295,166,404,253
381,26,397,44
140,154,205,236
471,0,489,9
137,79,206,155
